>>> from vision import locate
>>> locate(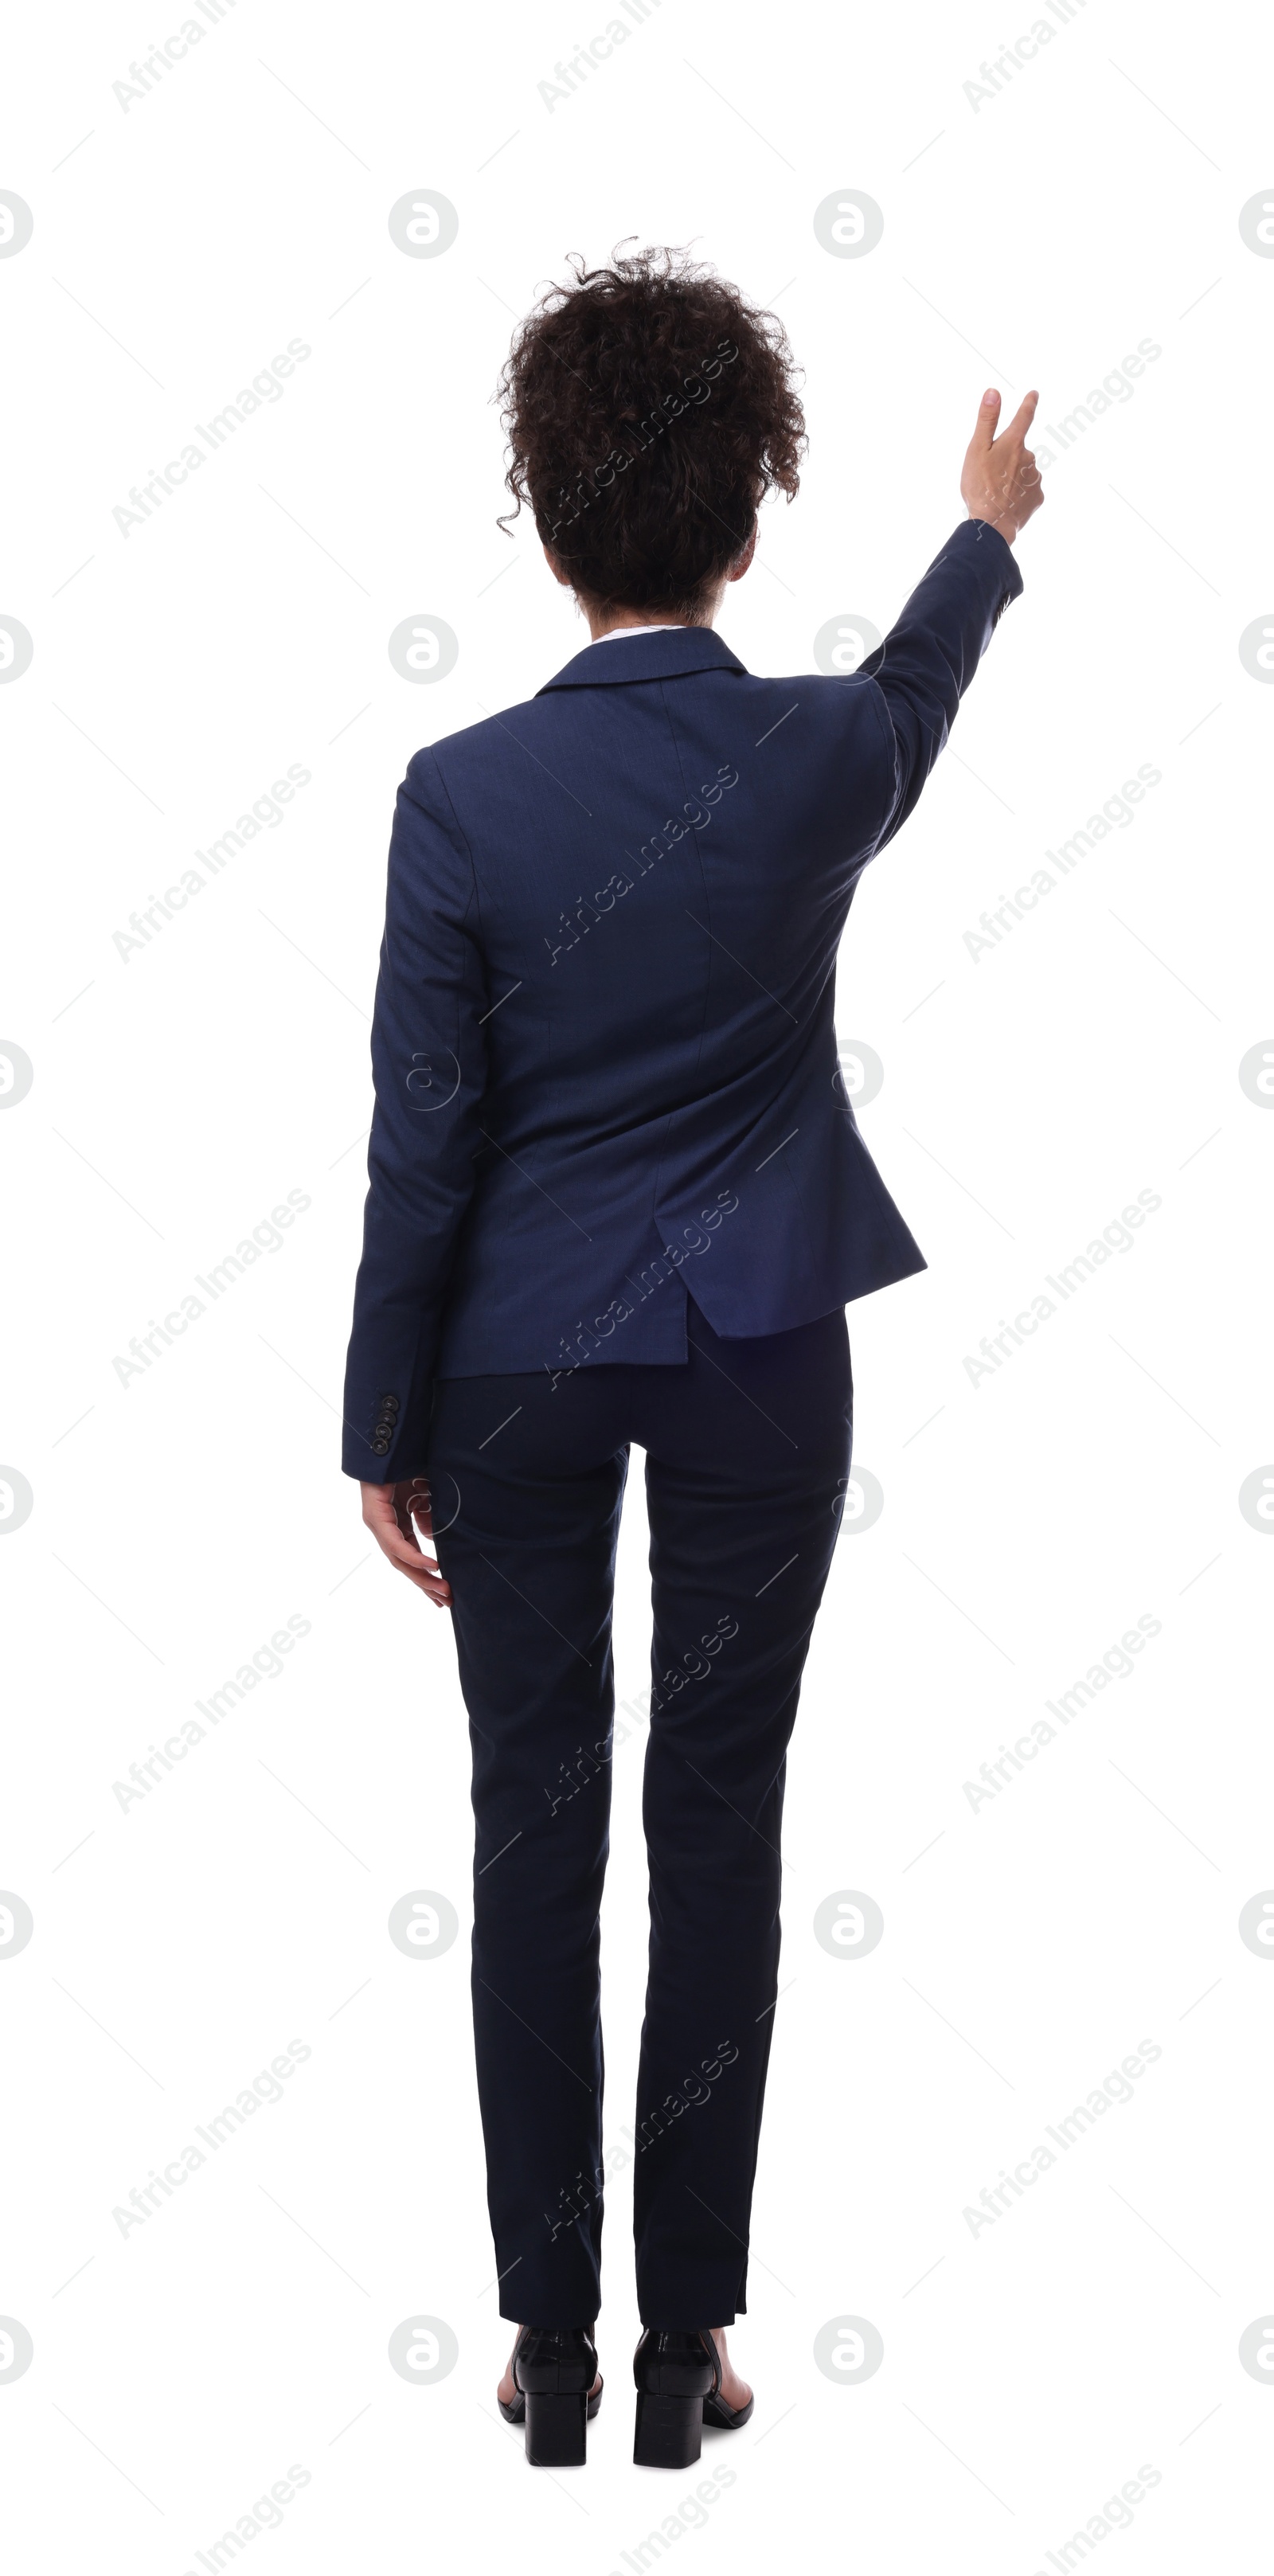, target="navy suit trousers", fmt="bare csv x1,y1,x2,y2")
426,1295,852,2328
